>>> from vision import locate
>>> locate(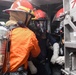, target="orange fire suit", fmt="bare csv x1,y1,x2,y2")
3,27,40,72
